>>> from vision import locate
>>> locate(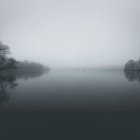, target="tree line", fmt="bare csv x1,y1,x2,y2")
0,41,49,71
